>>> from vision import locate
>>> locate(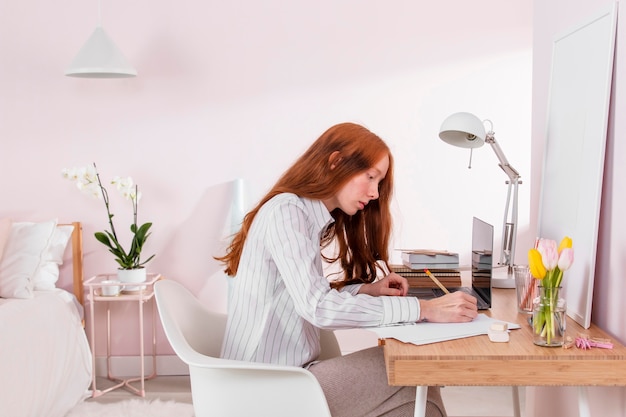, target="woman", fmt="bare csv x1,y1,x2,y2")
217,122,478,417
